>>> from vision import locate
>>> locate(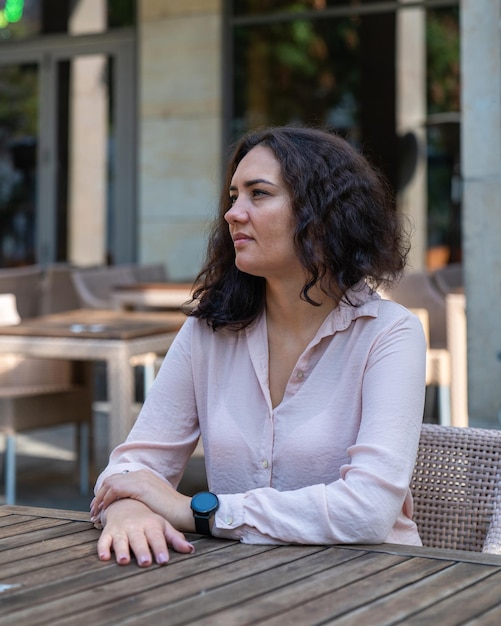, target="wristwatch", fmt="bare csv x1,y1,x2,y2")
191,491,219,535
